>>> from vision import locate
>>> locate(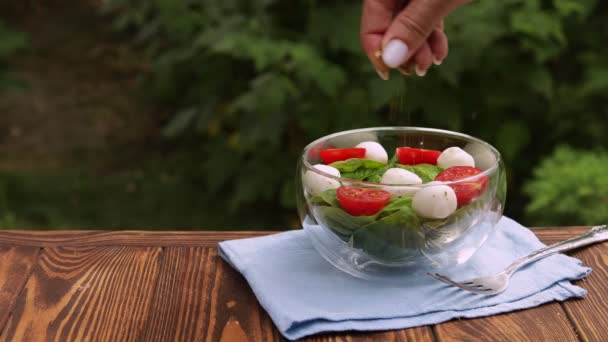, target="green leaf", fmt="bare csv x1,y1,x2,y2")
310,189,340,207
315,206,376,239
510,10,566,45
526,67,553,99
553,0,587,17
340,168,382,181
351,207,422,261
161,108,197,138
329,158,386,172
381,196,413,213
366,174,382,183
